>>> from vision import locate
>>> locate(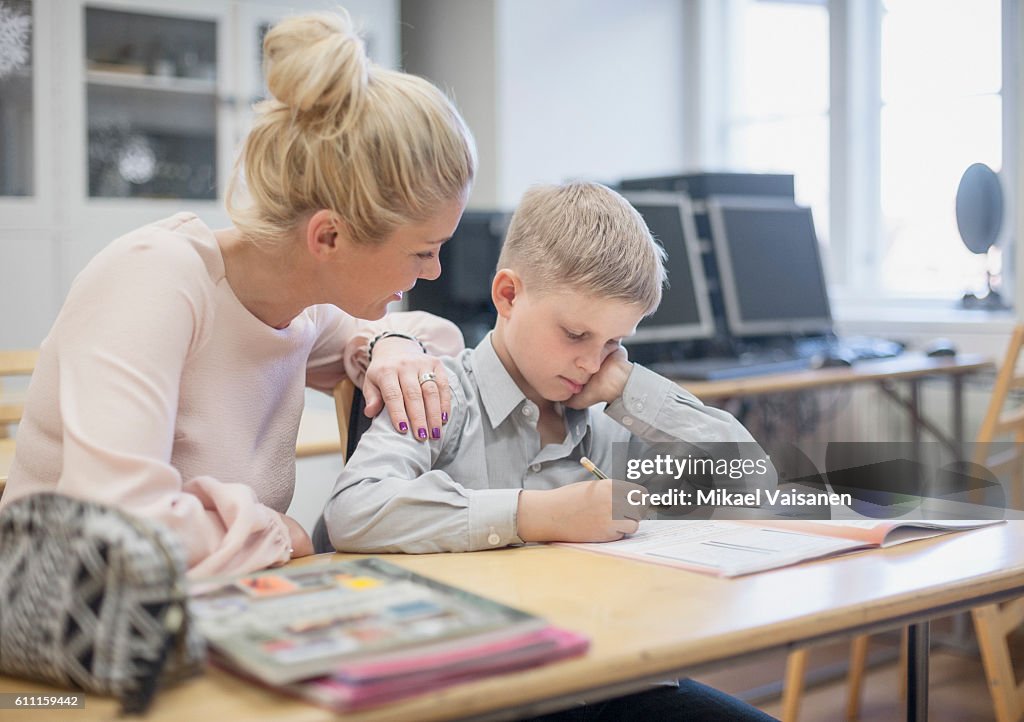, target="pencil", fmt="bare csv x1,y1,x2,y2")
580,457,609,480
